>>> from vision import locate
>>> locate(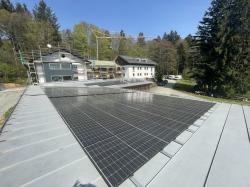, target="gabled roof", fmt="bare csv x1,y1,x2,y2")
34,48,88,63
115,55,157,66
